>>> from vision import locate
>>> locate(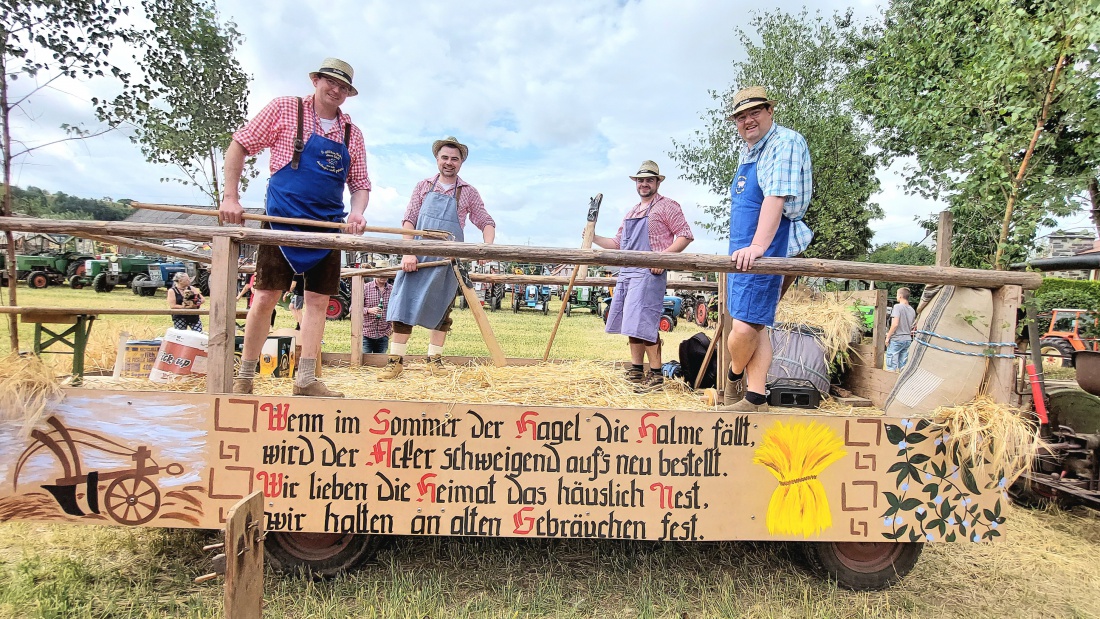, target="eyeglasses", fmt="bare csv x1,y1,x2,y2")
321,76,352,94
733,107,767,124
